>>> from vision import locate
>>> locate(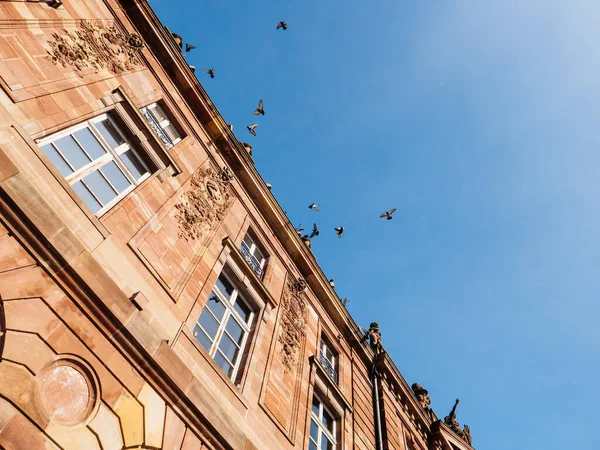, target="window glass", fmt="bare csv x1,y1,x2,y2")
233,296,251,323
225,317,244,345
322,409,334,433
218,333,239,362
215,275,234,300
206,293,226,320
83,170,117,205
310,419,319,441
54,135,91,171
151,104,169,122
198,310,220,339
321,437,333,450
194,270,254,381
73,128,106,159
310,396,337,450
214,351,233,377
72,181,101,213
312,397,320,416
38,115,153,217
41,144,72,177
100,161,131,193
95,119,125,149
120,150,148,180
